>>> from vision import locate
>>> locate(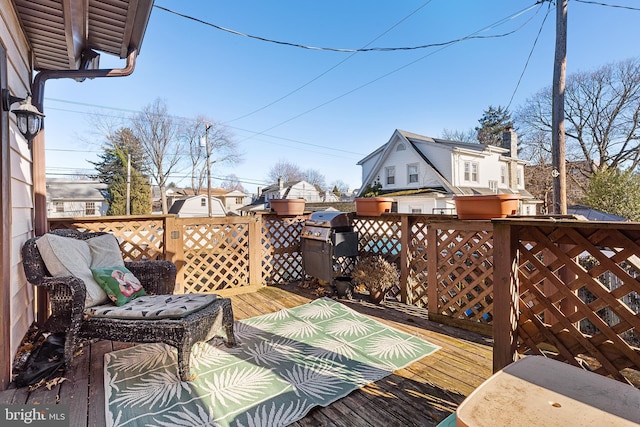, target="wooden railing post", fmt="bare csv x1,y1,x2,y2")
248,215,263,287
492,220,520,372
426,222,439,317
163,215,185,293
399,215,410,303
